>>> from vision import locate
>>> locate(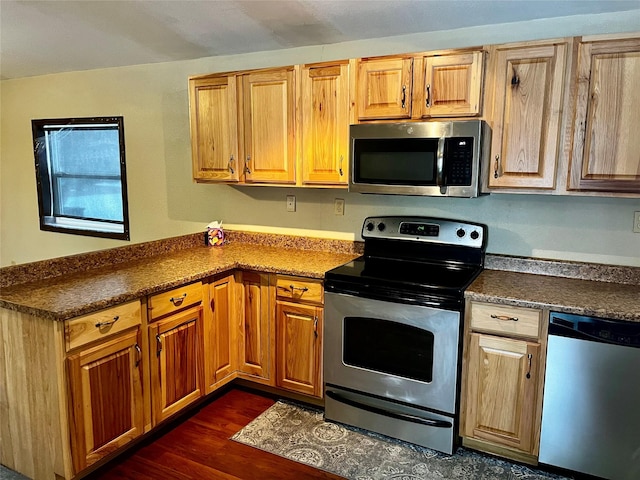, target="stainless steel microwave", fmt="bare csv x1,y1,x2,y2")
349,120,489,197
